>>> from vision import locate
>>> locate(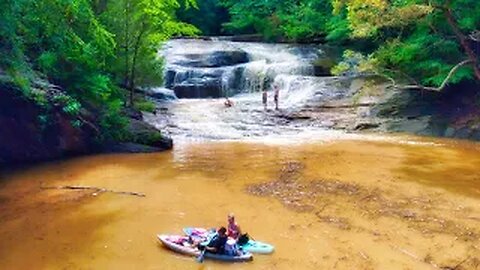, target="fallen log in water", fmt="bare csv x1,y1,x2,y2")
40,185,146,197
